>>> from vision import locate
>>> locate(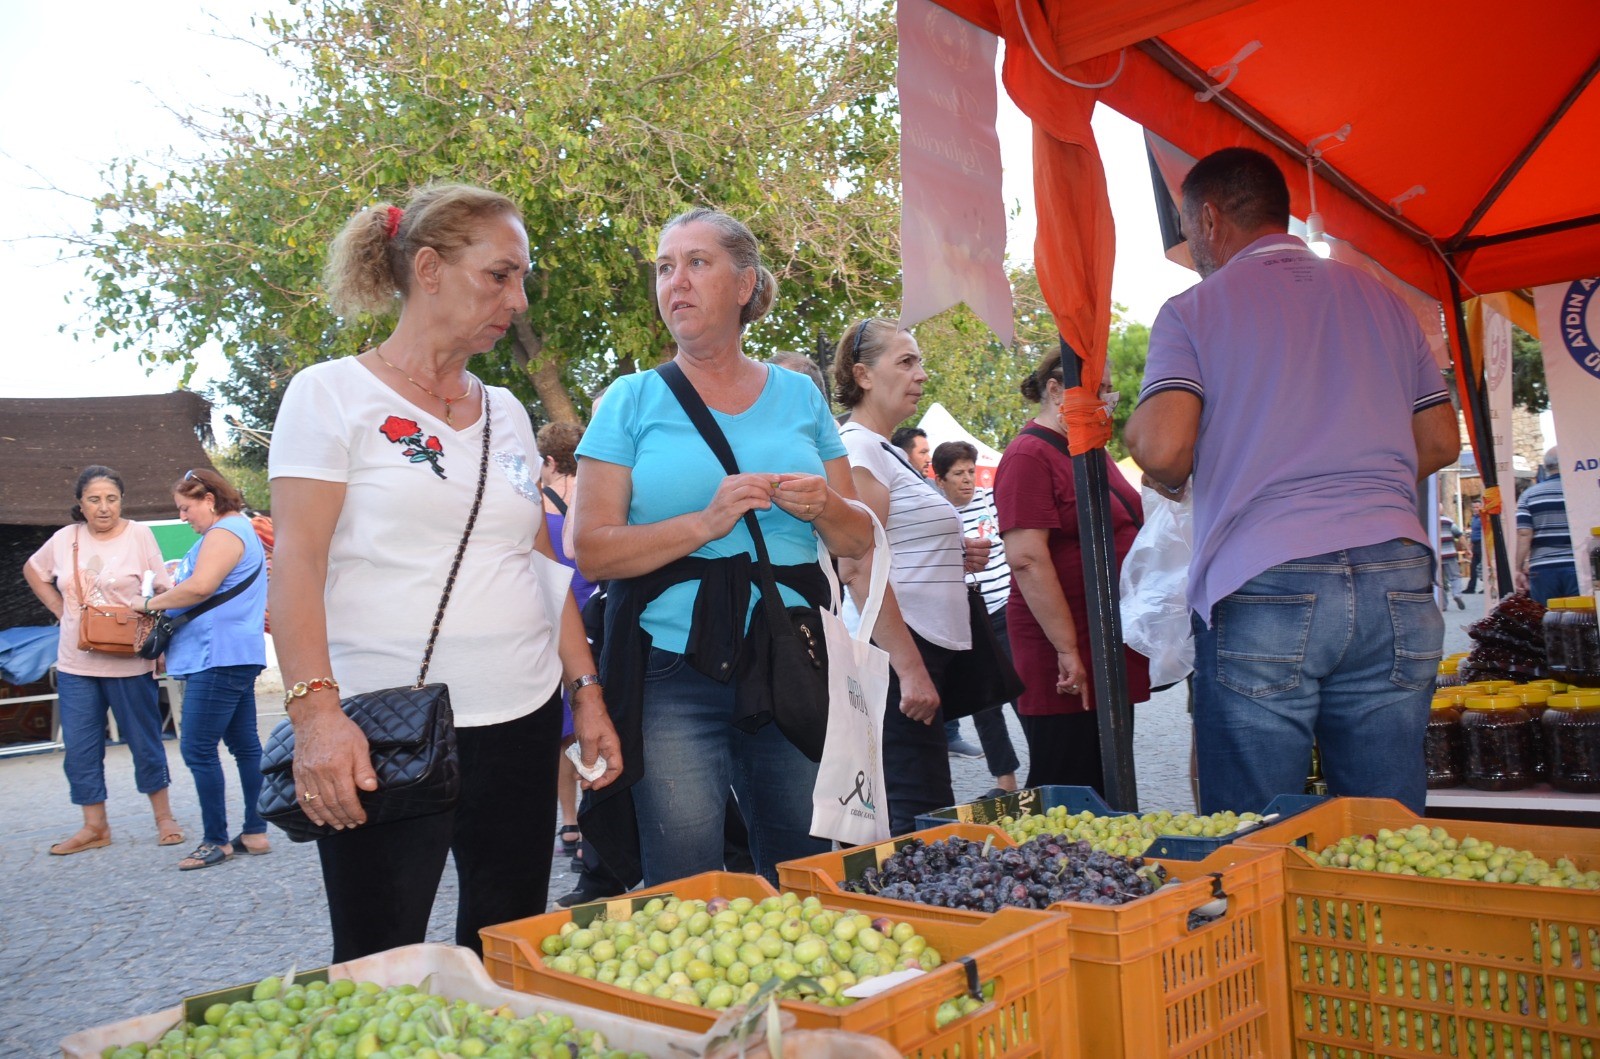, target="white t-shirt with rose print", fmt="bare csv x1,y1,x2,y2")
269,357,562,727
